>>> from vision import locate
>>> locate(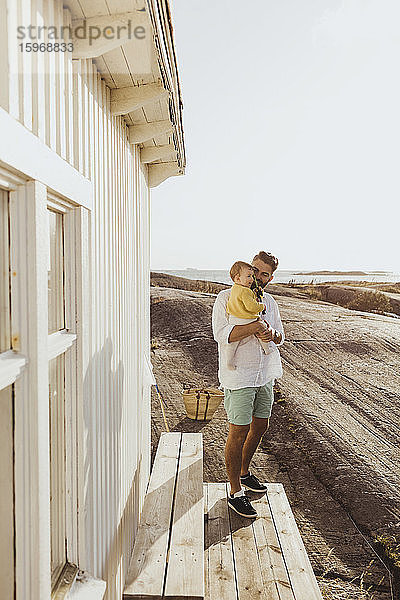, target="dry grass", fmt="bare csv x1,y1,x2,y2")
375,535,400,569
322,281,400,294
151,272,228,295
306,286,323,301
319,559,389,600
345,291,392,314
